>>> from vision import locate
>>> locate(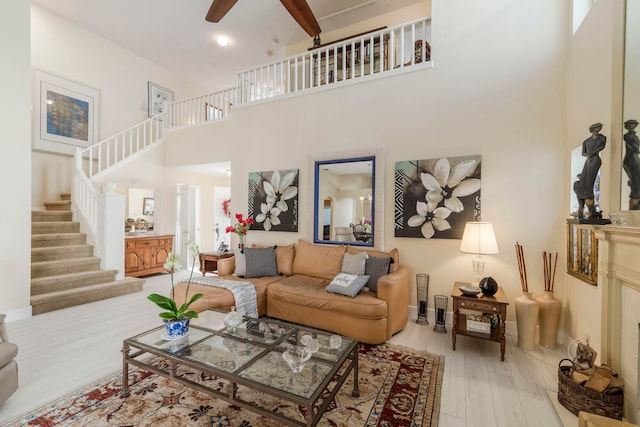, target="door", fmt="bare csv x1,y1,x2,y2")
176,184,201,268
